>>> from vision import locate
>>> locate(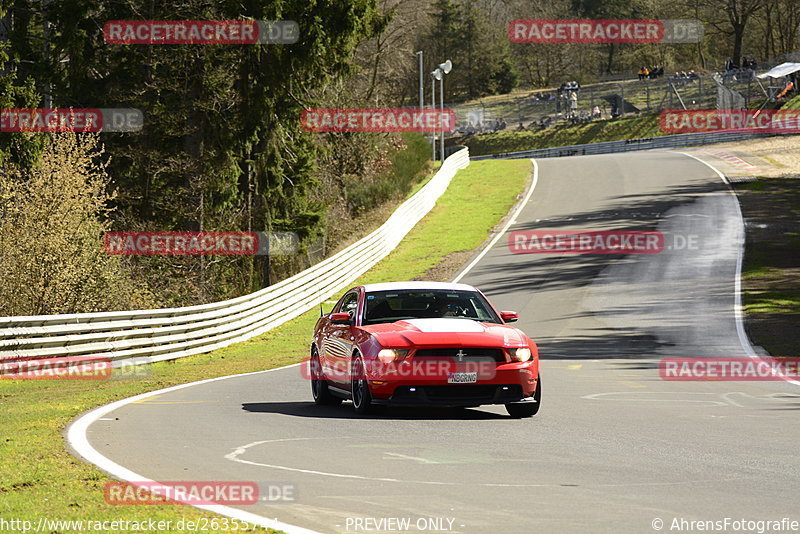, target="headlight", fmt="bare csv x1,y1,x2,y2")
509,347,532,362
377,349,409,363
